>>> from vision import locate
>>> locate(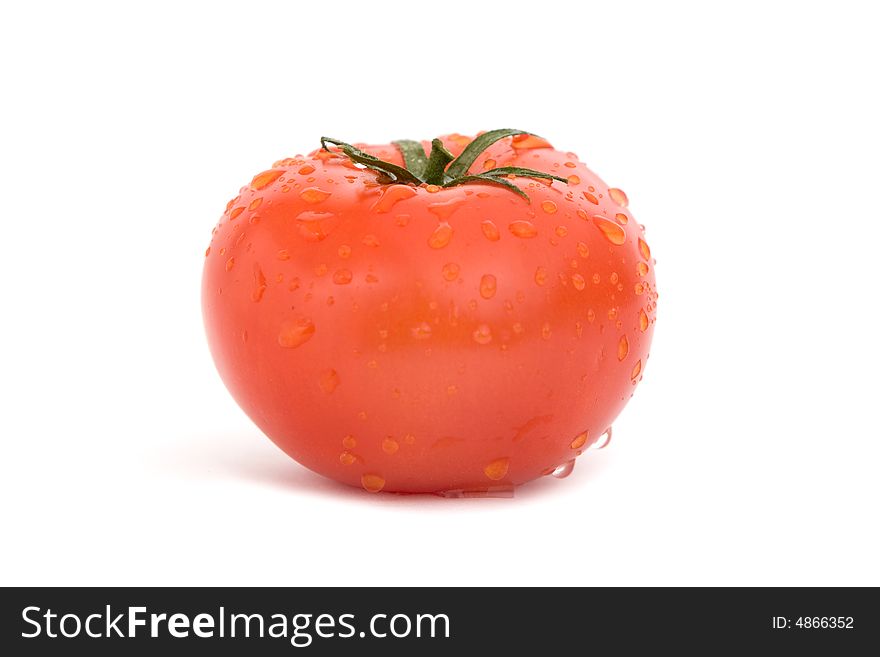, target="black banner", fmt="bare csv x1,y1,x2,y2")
1,587,876,654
